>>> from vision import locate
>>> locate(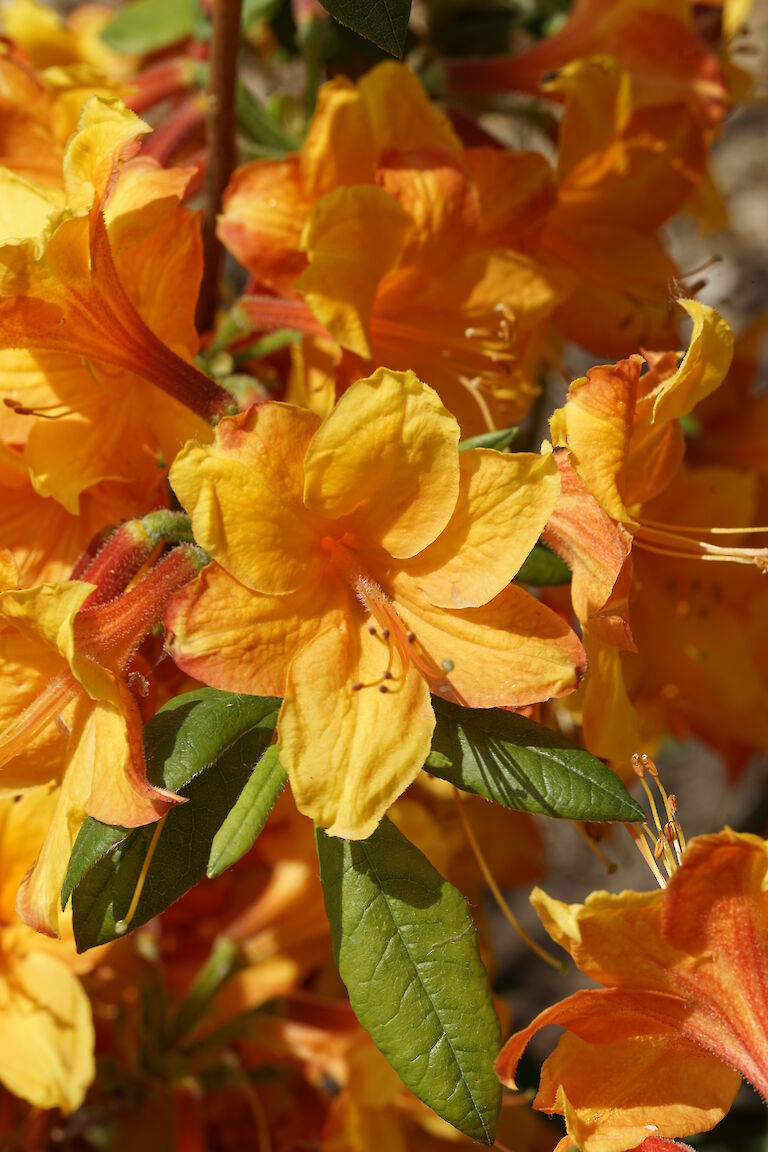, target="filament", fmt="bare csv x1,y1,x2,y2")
453,787,568,974
114,814,167,935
